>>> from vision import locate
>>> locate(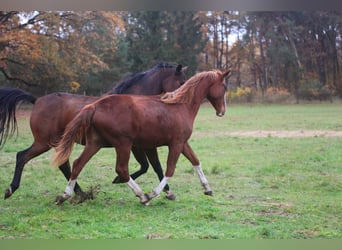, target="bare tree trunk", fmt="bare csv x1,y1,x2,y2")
277,15,305,96
258,34,268,95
